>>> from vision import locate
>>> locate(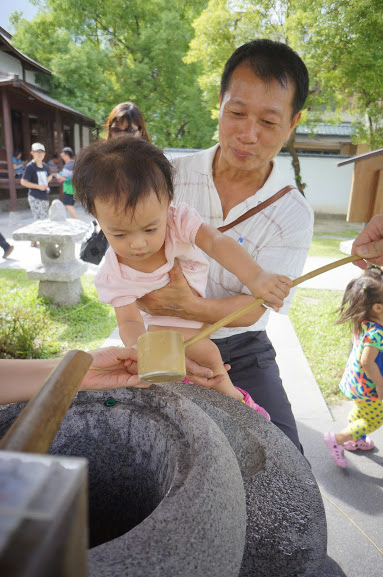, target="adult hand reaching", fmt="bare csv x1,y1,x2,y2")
82,346,225,390
0,346,227,404
352,215,383,268
80,346,147,389
137,259,197,318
